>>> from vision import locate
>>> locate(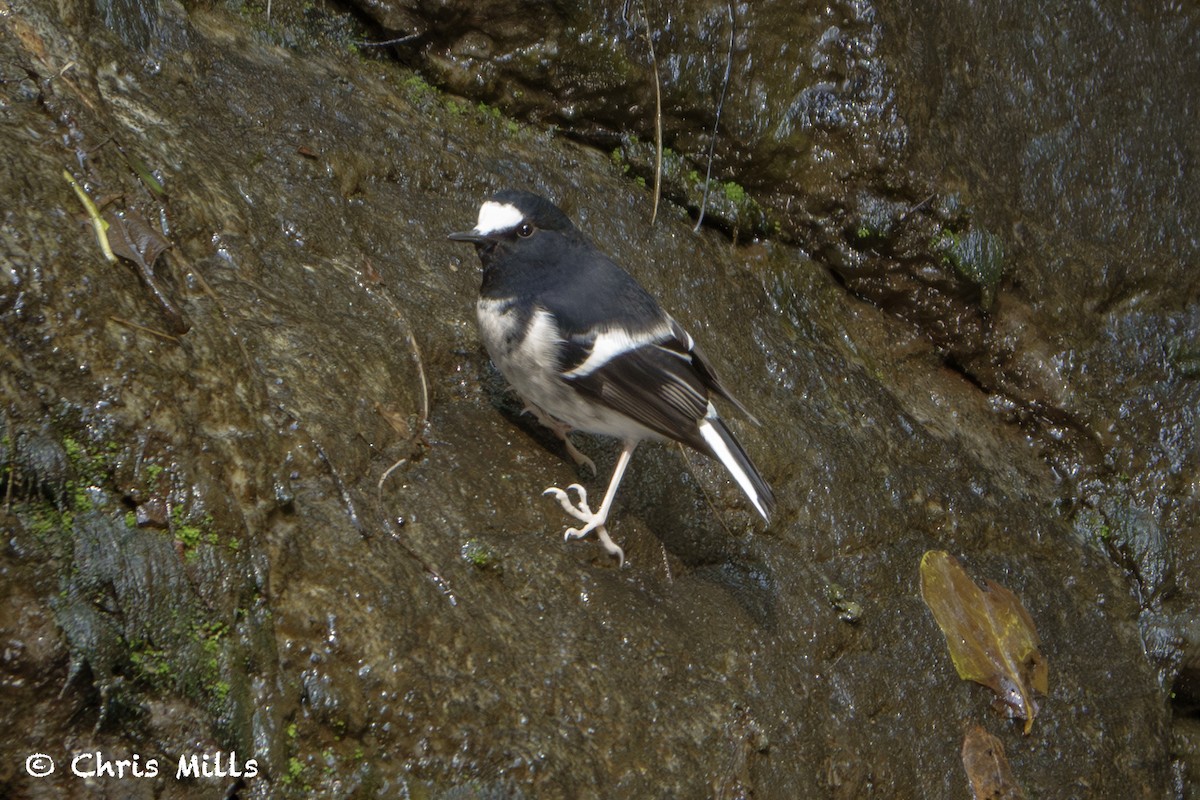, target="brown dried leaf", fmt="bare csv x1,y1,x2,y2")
920,550,1048,734
102,207,188,334
962,725,1027,800
374,403,412,438
103,207,171,269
